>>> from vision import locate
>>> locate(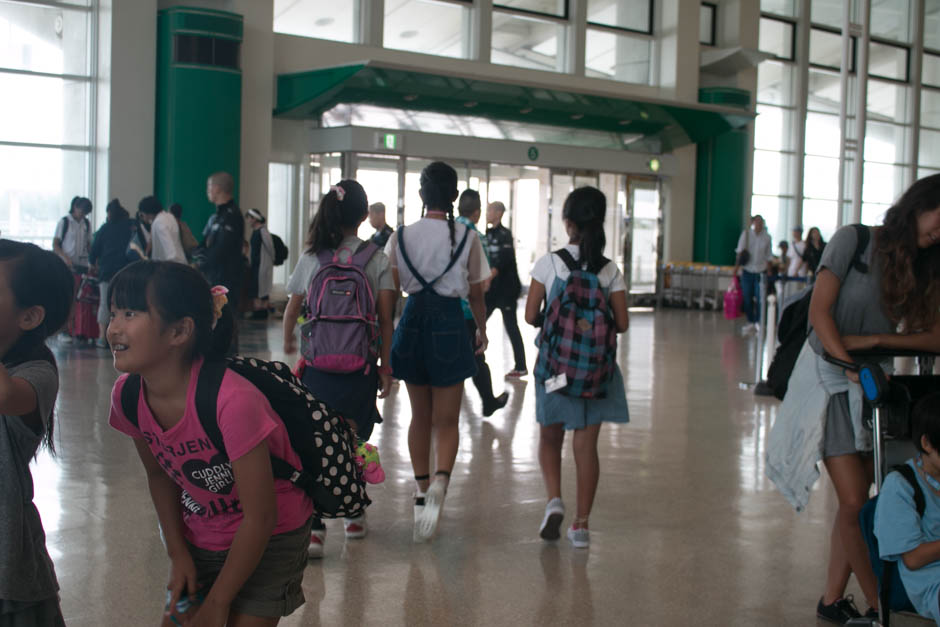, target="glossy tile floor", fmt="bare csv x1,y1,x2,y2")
35,308,918,626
